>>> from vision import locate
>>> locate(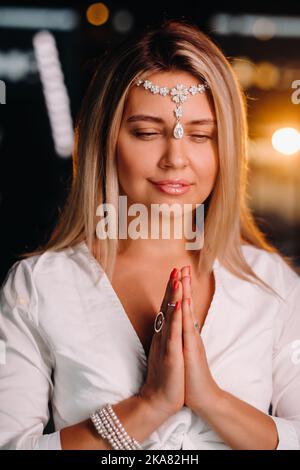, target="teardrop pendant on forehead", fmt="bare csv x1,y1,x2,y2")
134,78,210,140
